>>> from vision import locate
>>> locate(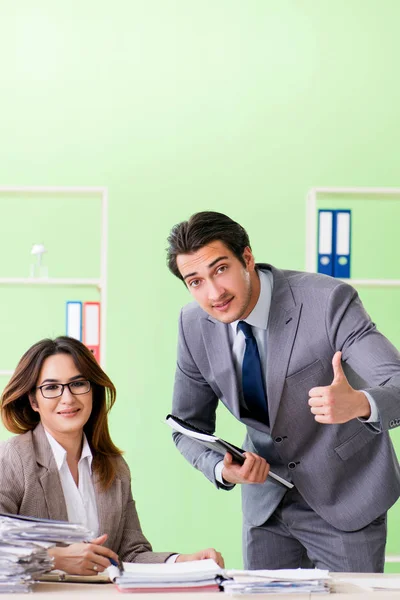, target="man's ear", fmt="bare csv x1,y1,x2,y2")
28,392,39,413
242,246,255,270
